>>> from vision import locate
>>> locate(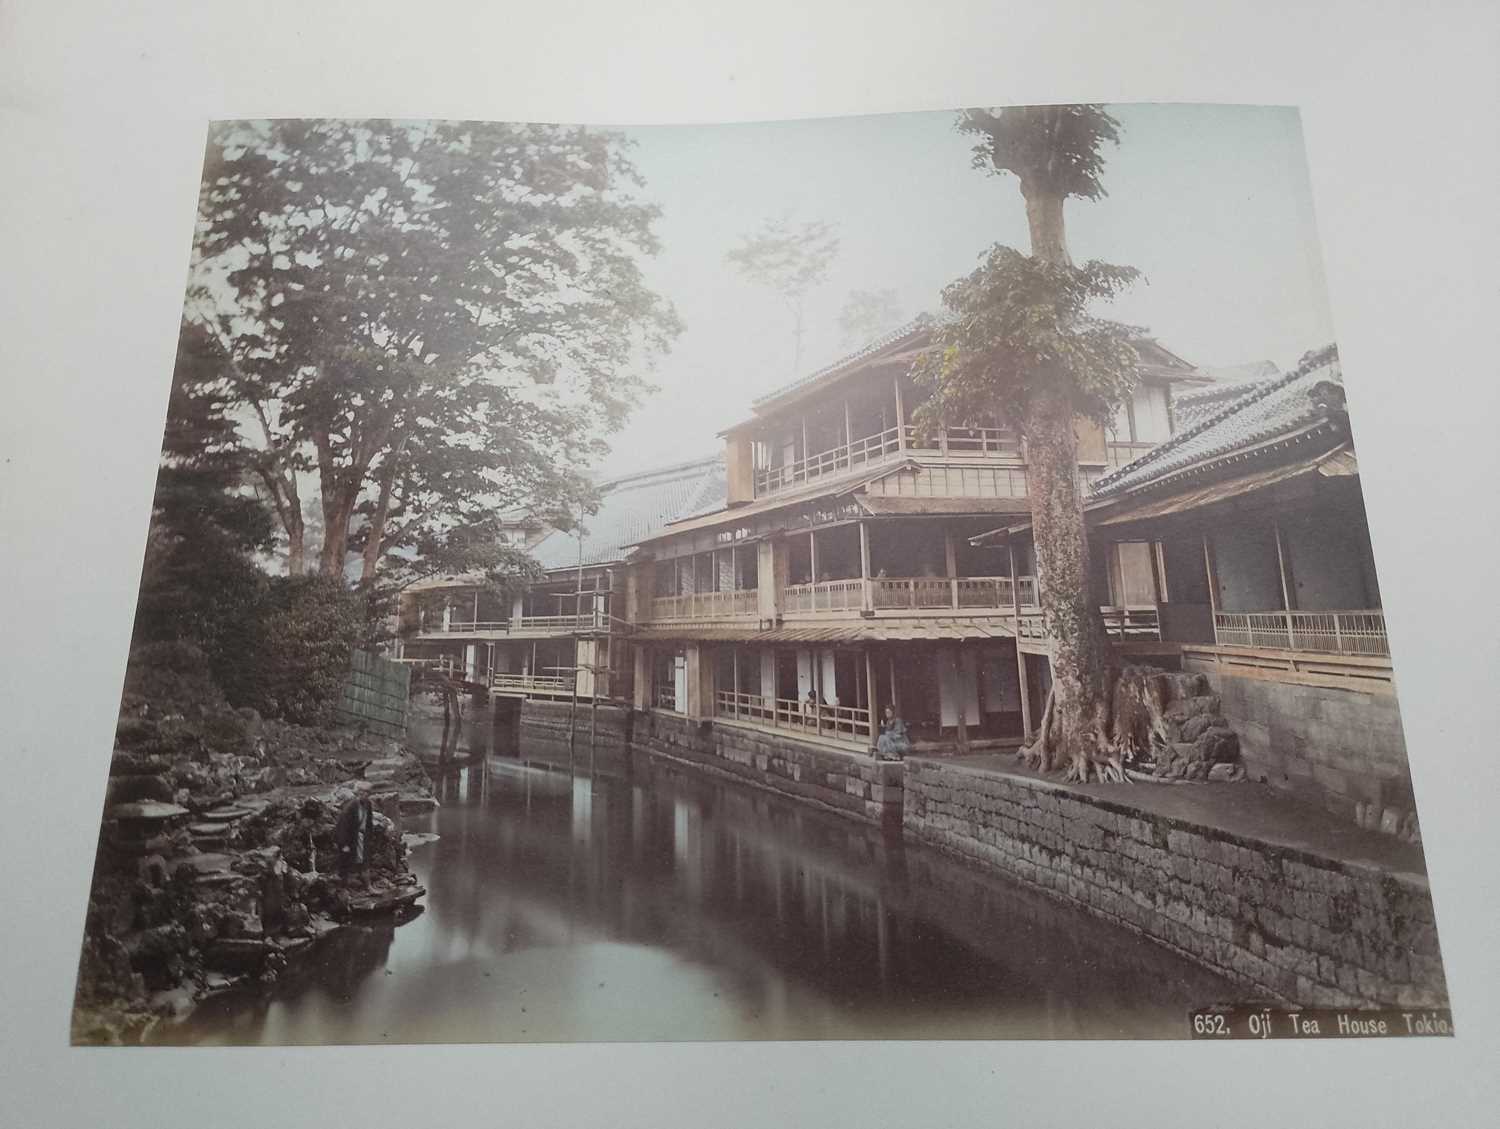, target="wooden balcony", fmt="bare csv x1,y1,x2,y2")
491,673,577,698
651,589,759,621
1100,606,1162,640
780,575,1039,617
783,578,867,614
715,689,872,744
753,424,1022,498
415,611,629,639
1213,610,1388,657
